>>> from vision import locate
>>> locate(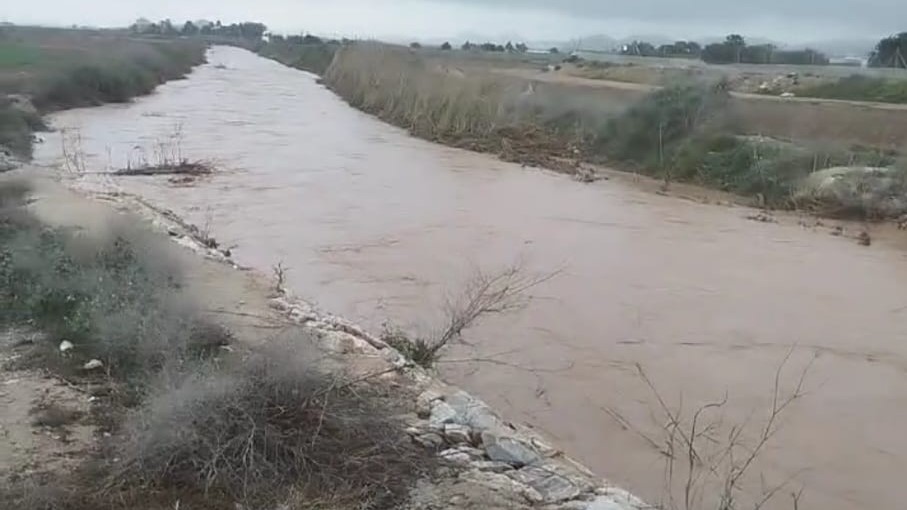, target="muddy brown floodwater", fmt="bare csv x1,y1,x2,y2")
36,46,907,510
